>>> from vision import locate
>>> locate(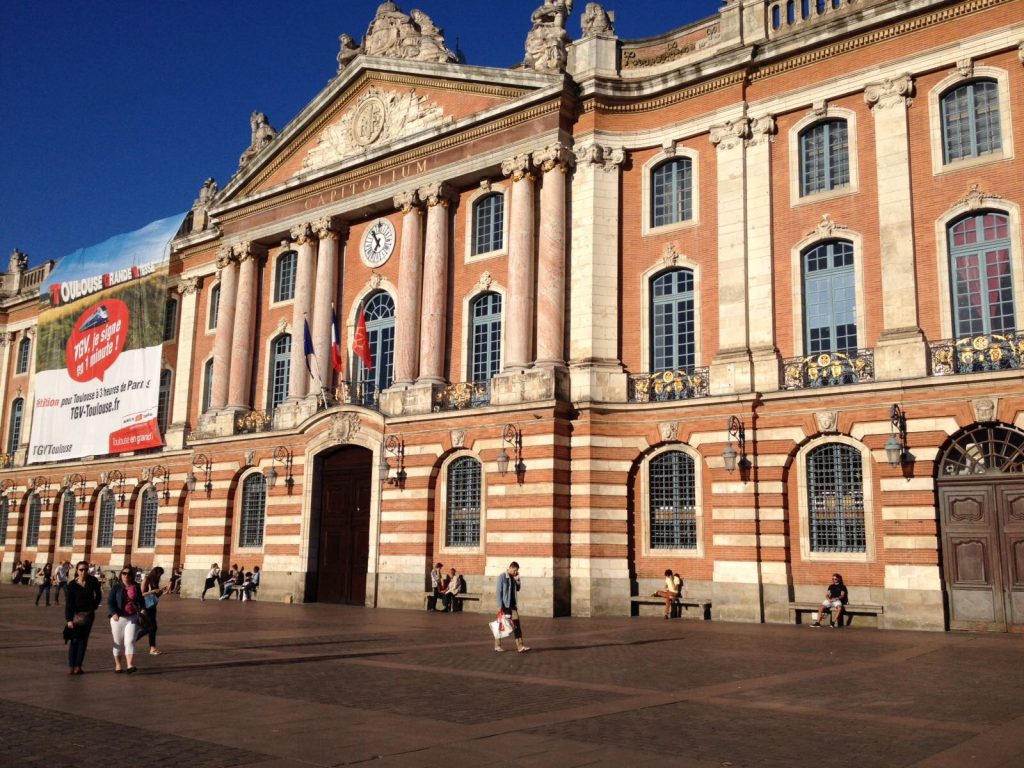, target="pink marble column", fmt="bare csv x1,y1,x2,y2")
288,224,315,400
209,247,238,410
501,153,536,370
226,242,262,409
392,190,424,386
417,182,450,385
532,143,571,367
310,218,342,396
